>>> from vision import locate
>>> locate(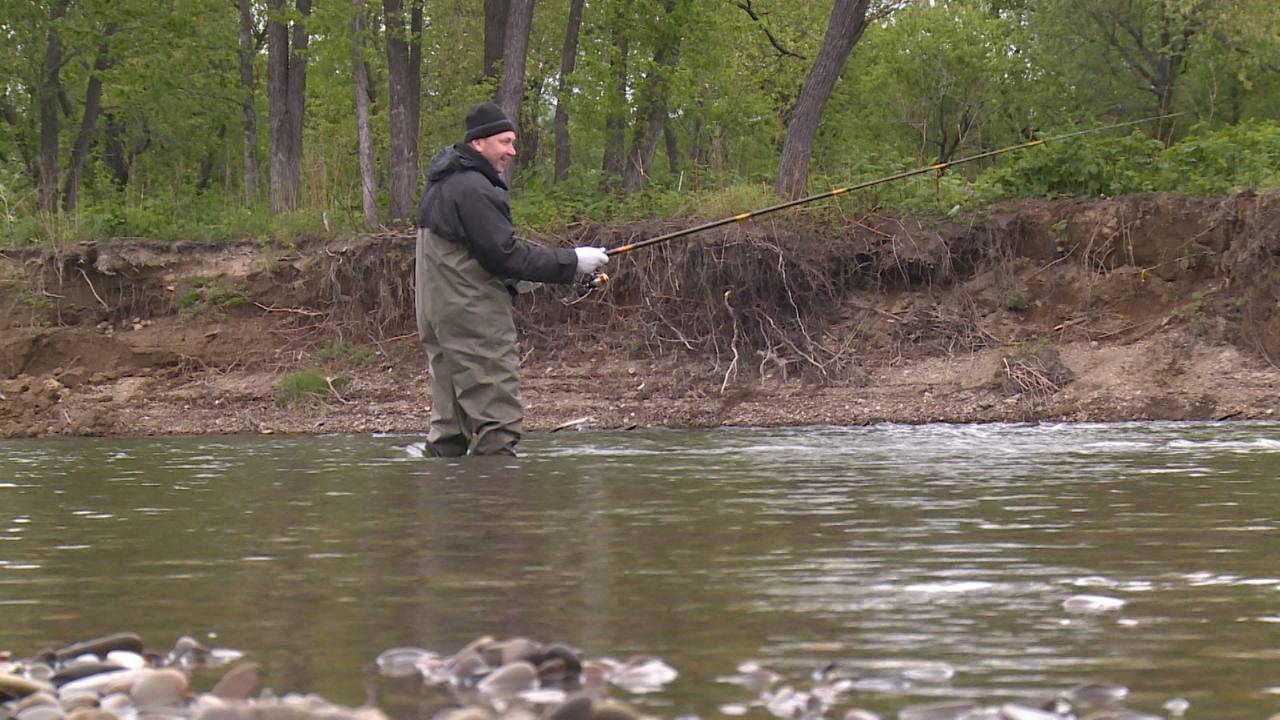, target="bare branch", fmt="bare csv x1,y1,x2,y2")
735,0,806,60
